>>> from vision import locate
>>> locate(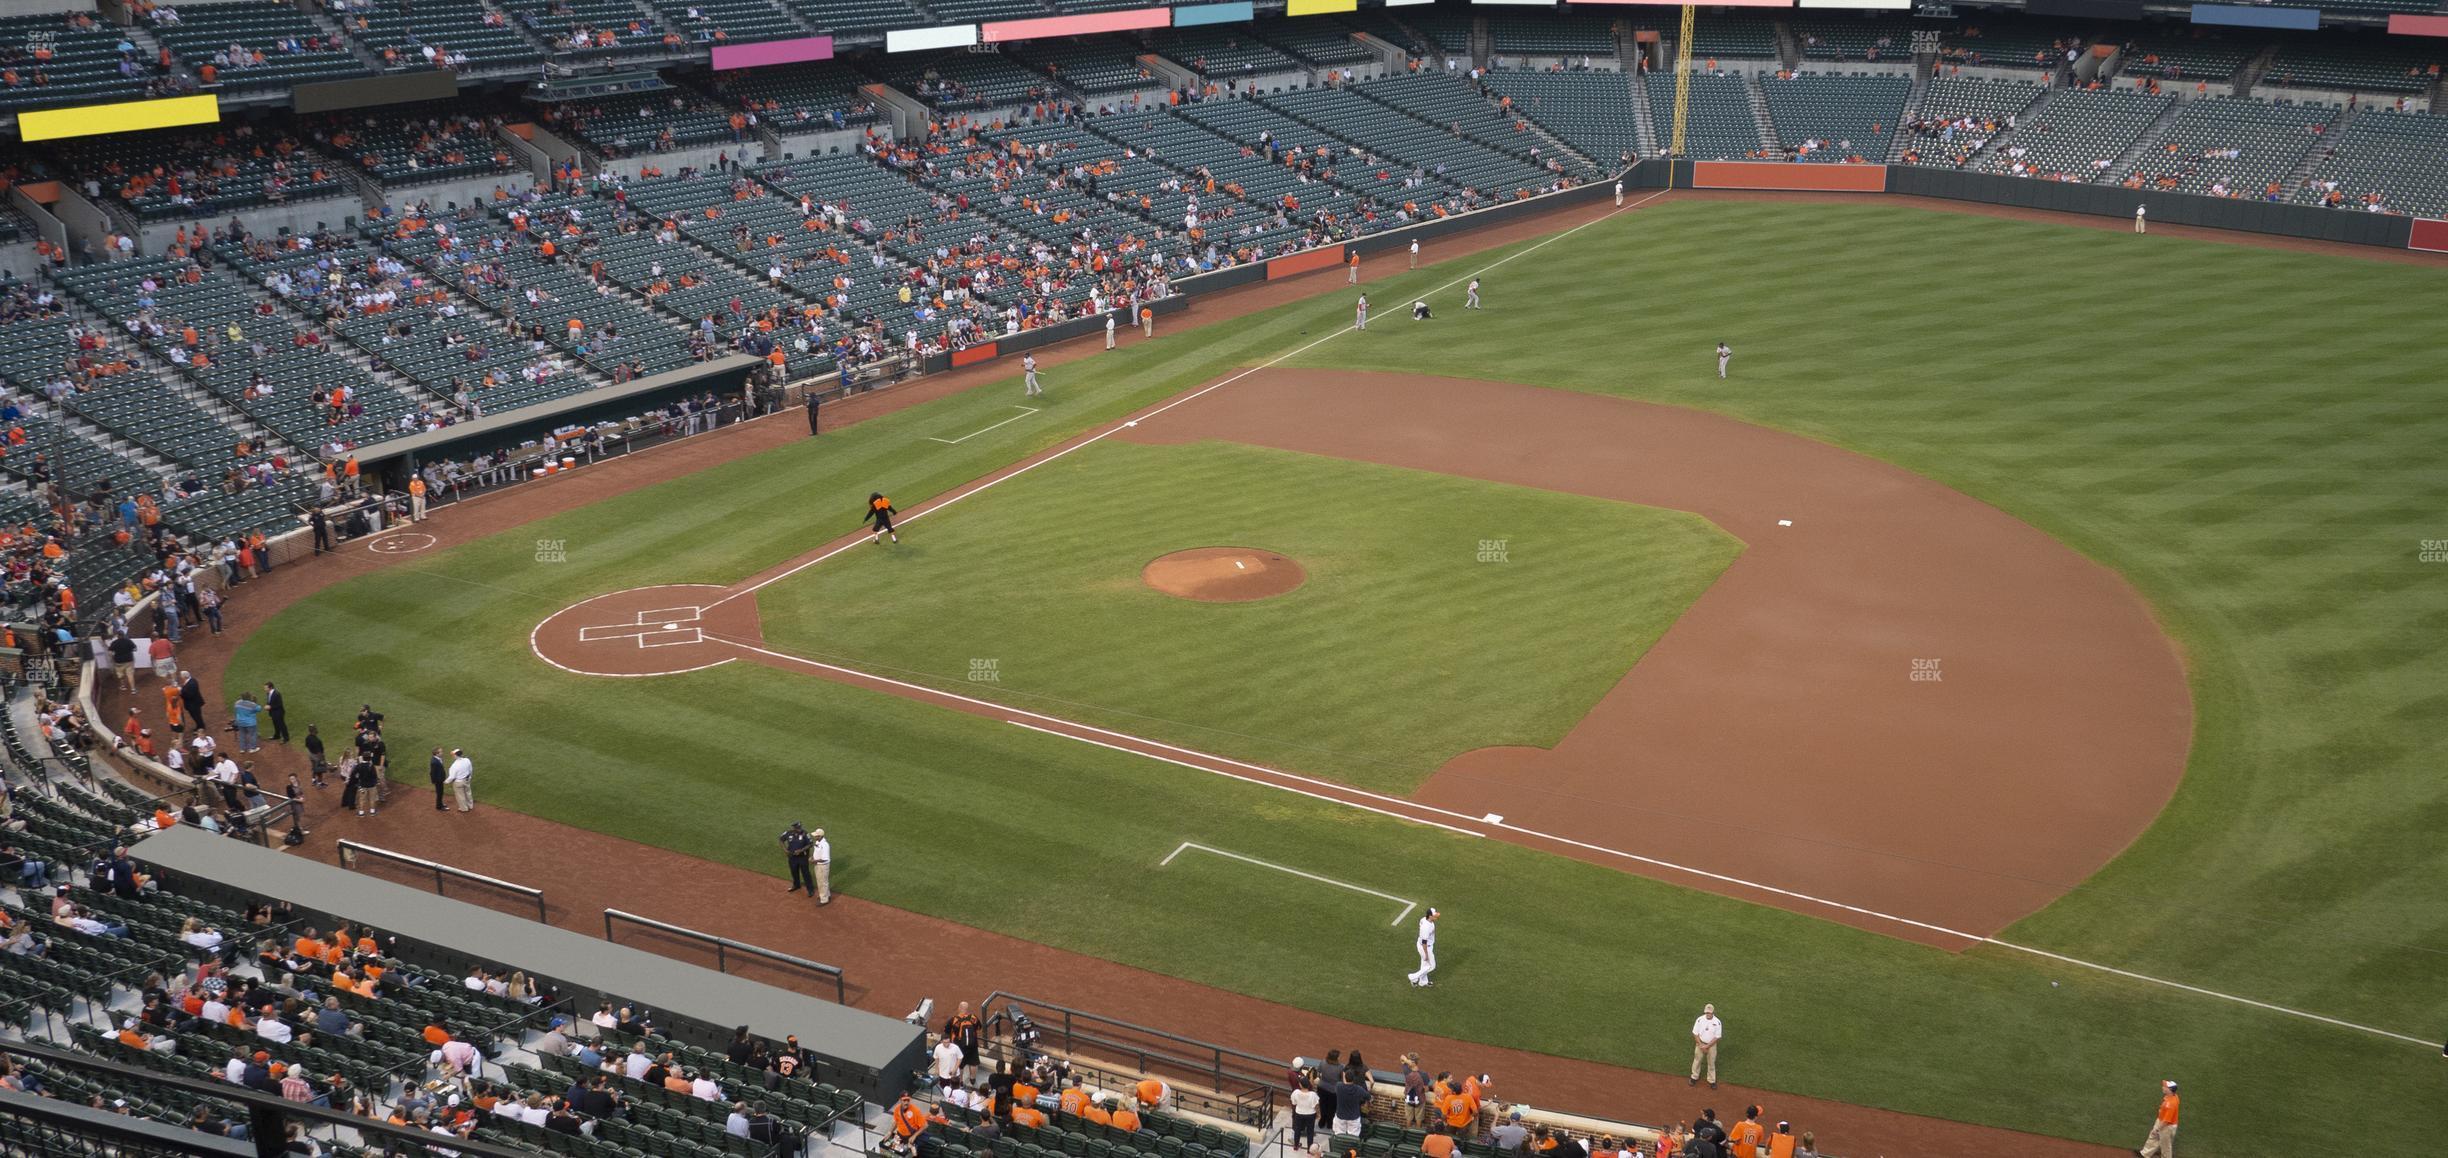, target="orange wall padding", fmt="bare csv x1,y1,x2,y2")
1692,161,1888,192
1266,244,1347,280
950,343,1001,367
